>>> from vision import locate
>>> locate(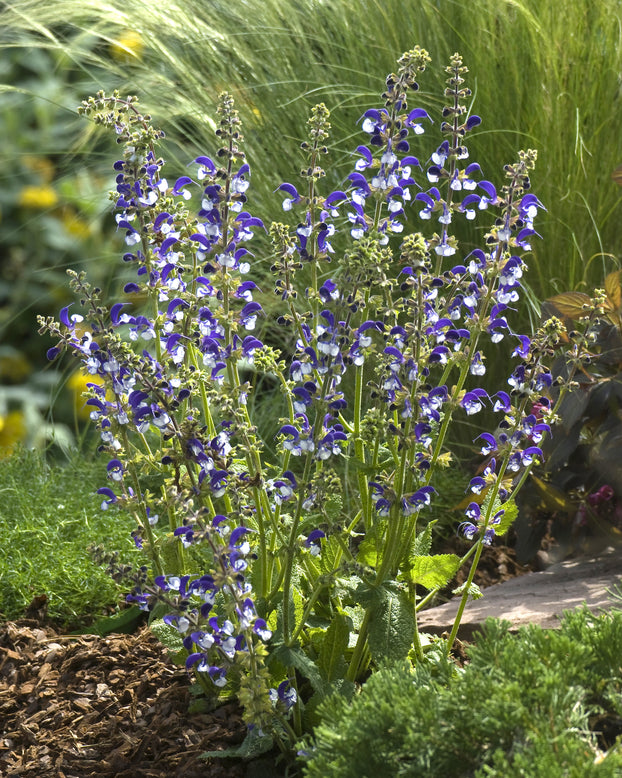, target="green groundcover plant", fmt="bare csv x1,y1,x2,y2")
300,608,622,776
39,46,592,754
0,447,133,627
